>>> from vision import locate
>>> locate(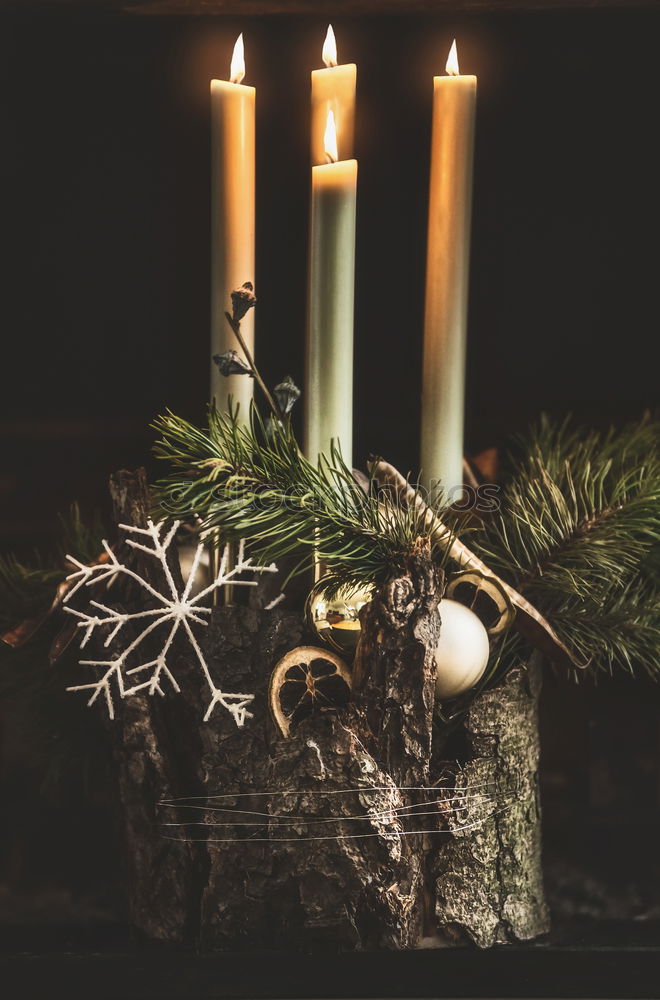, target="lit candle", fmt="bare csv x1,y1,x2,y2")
305,110,357,467
421,40,477,499
310,24,356,166
210,34,256,418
